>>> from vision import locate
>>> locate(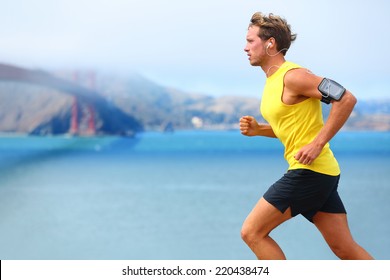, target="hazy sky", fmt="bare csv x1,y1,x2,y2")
1,0,389,99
